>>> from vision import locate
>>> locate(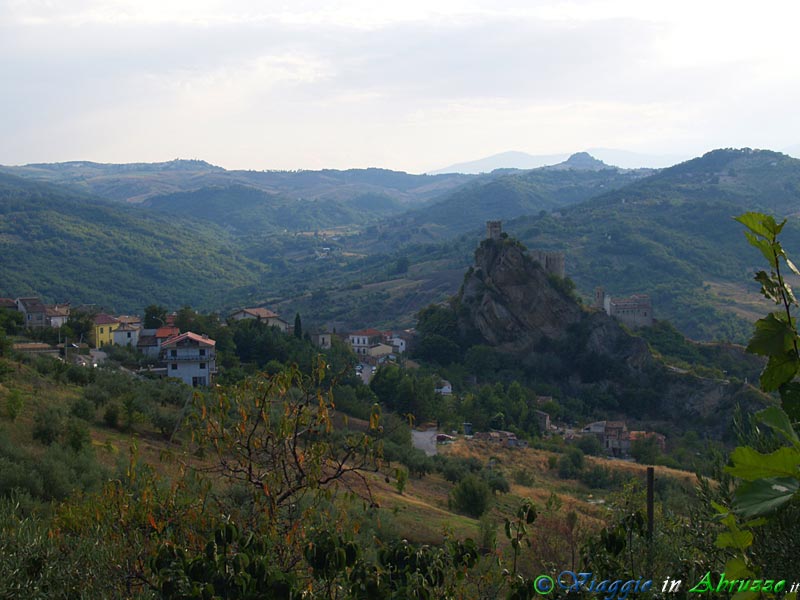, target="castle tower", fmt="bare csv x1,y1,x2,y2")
486,220,502,240
594,287,605,309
